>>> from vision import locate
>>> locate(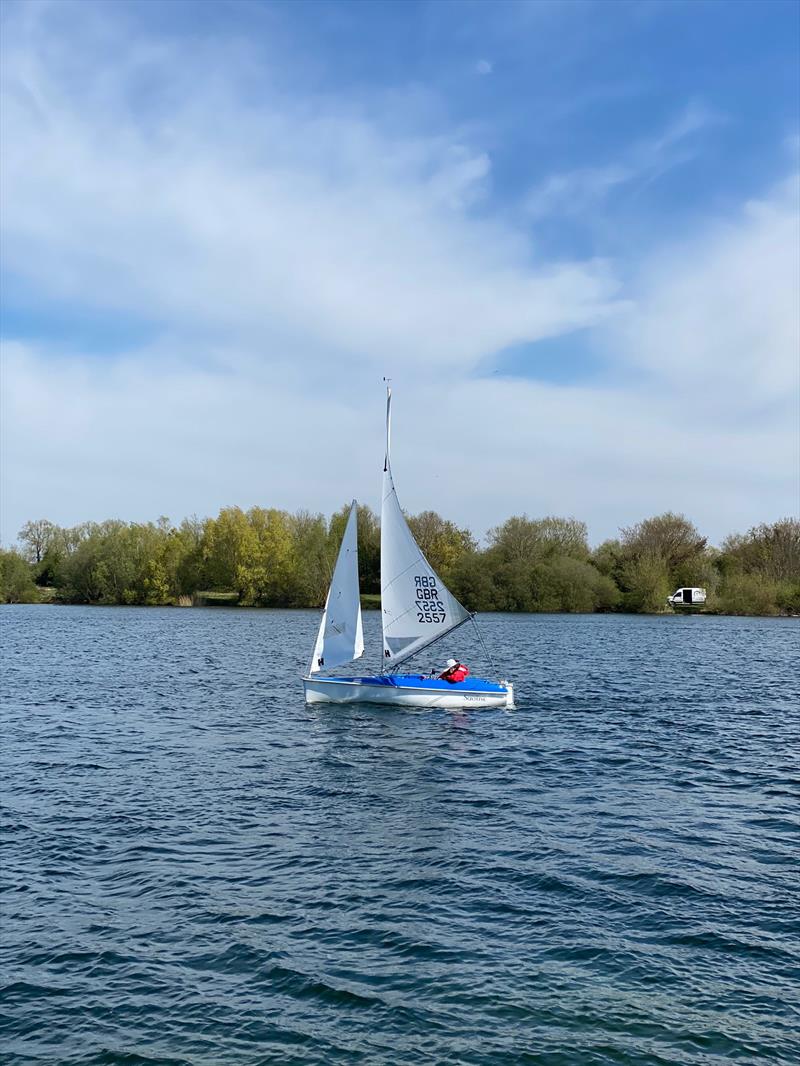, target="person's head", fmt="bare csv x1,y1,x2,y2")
445,658,457,669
